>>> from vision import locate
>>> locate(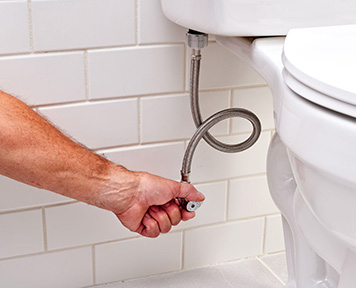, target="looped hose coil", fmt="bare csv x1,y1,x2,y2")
179,31,261,212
